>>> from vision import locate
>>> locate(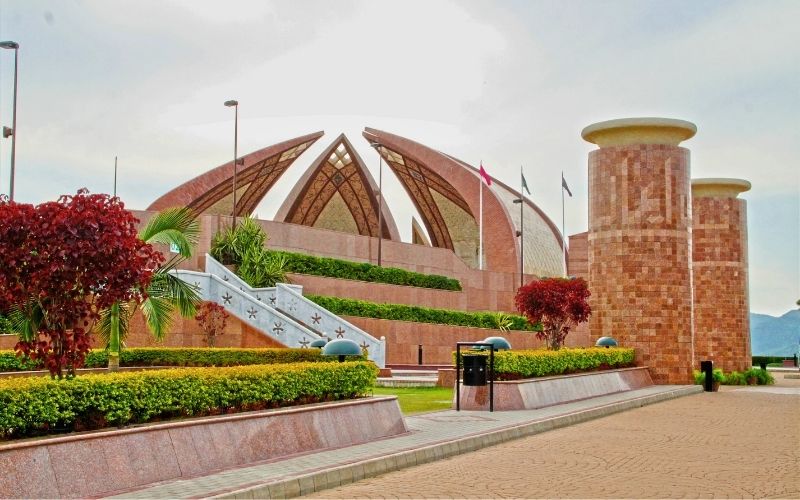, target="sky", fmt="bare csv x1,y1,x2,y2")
0,0,797,316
